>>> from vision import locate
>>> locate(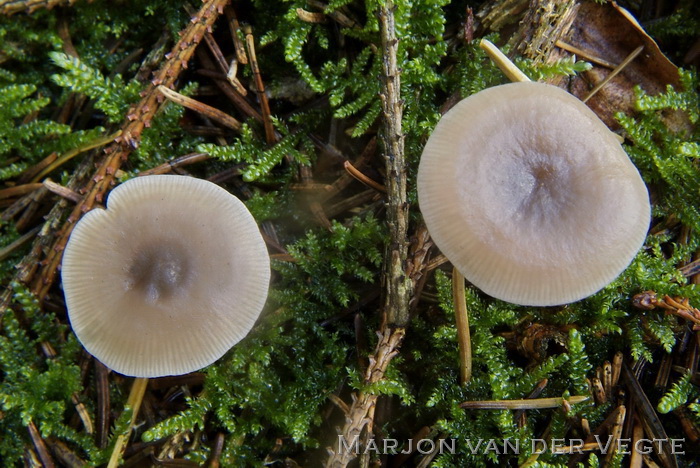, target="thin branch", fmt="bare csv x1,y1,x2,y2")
343,161,386,192
157,85,242,131
324,2,414,466
378,0,411,328
0,0,76,16
243,25,276,144
30,0,231,302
